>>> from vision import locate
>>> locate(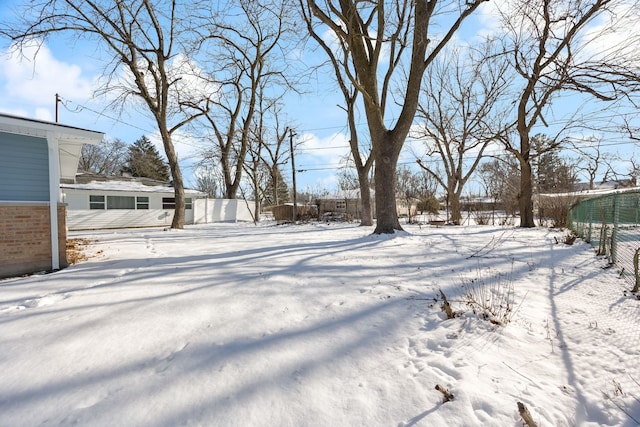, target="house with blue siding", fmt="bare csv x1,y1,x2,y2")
0,113,103,278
